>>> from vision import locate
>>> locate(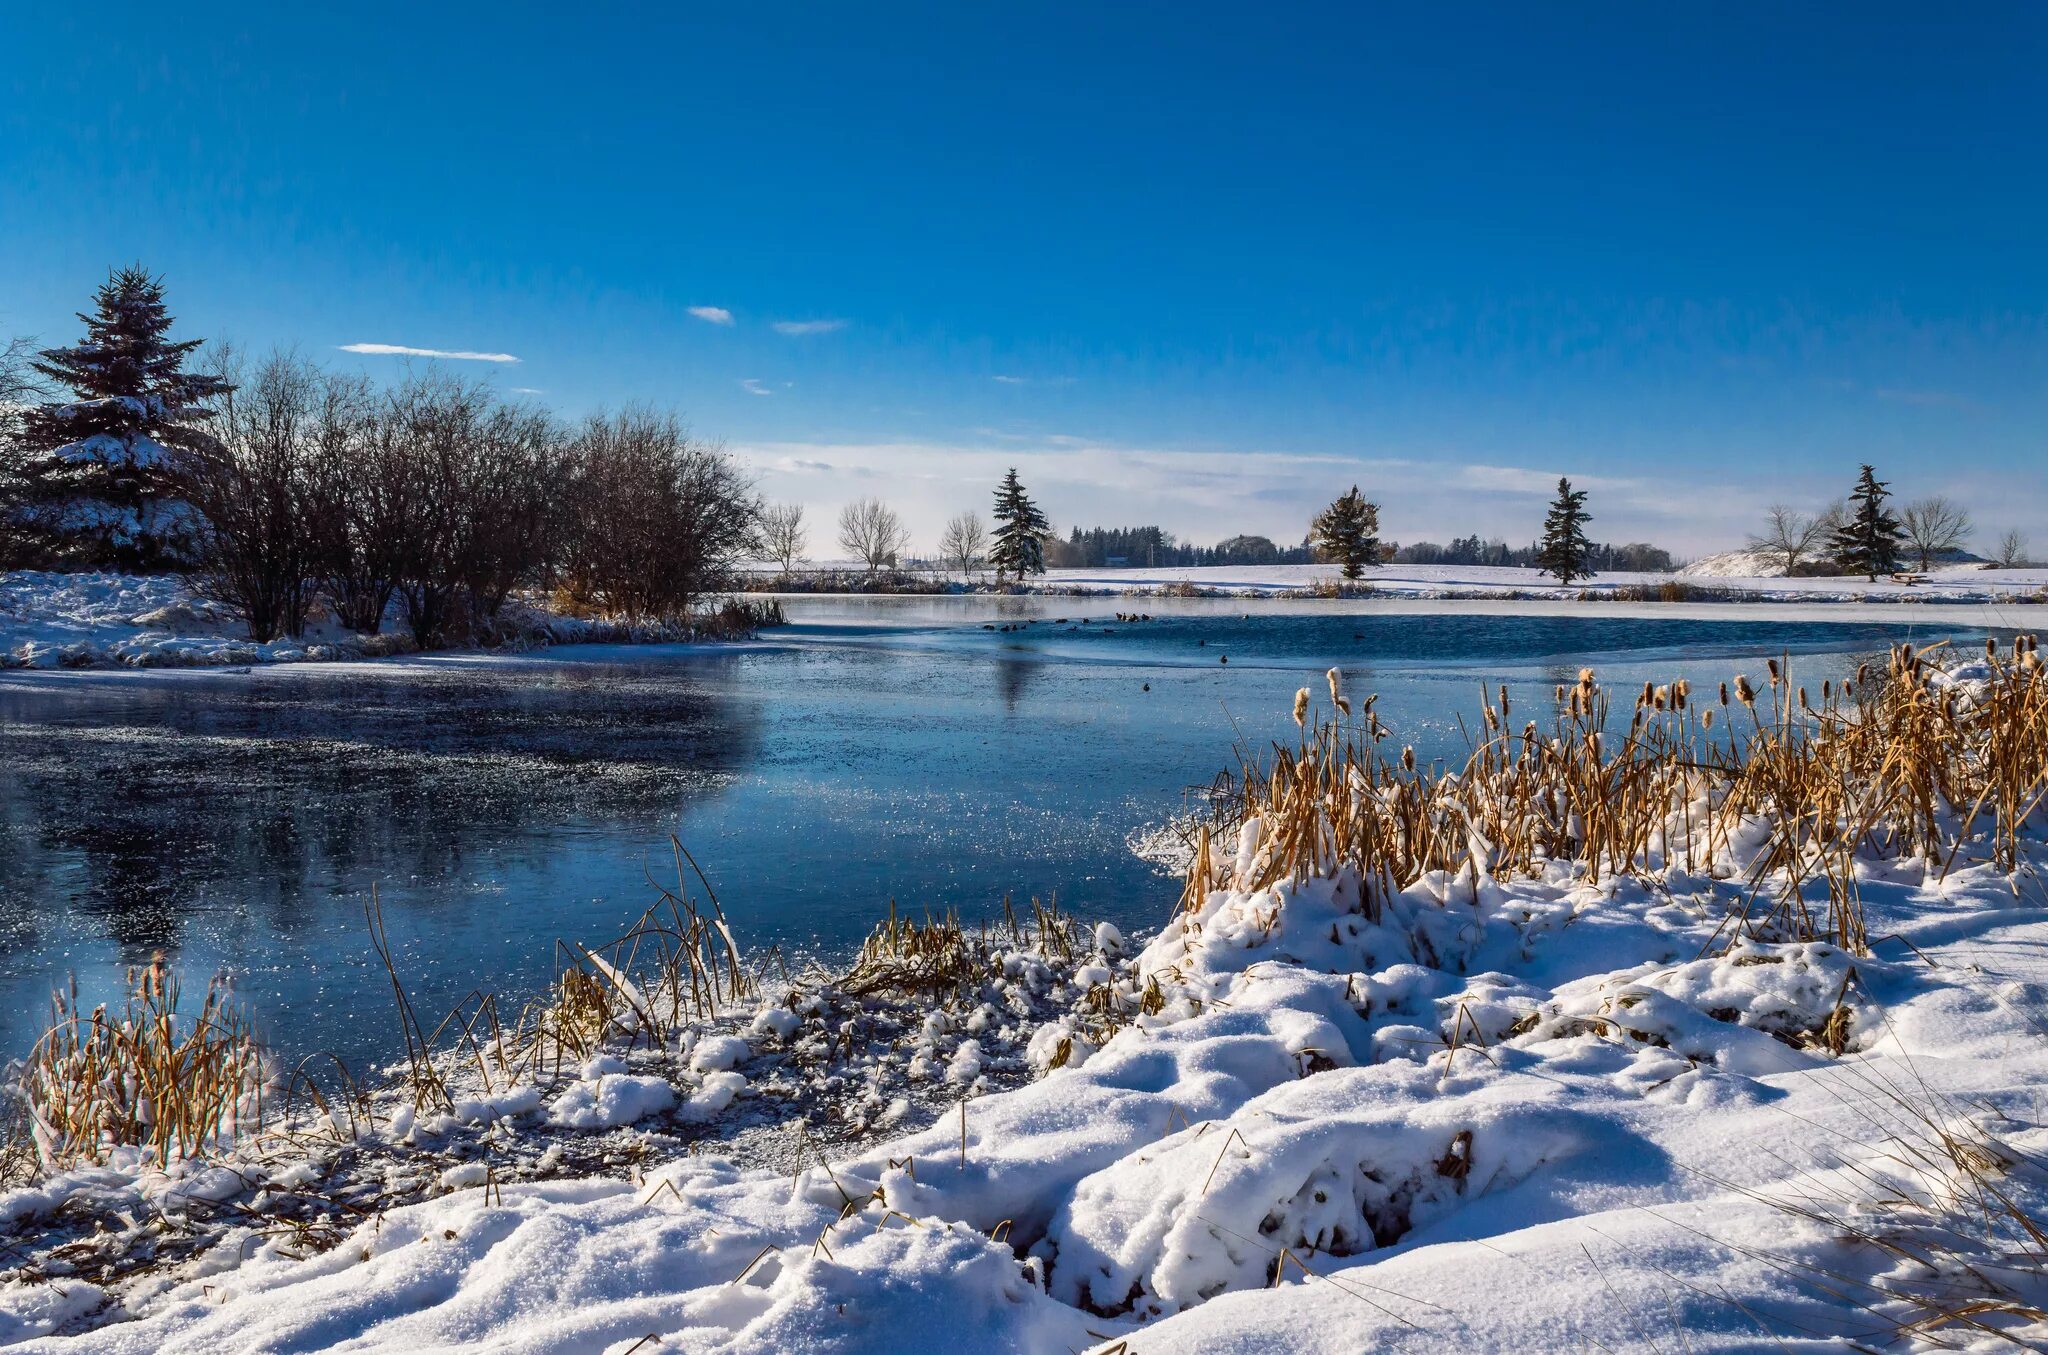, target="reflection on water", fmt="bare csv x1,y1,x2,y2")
0,597,2002,1065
